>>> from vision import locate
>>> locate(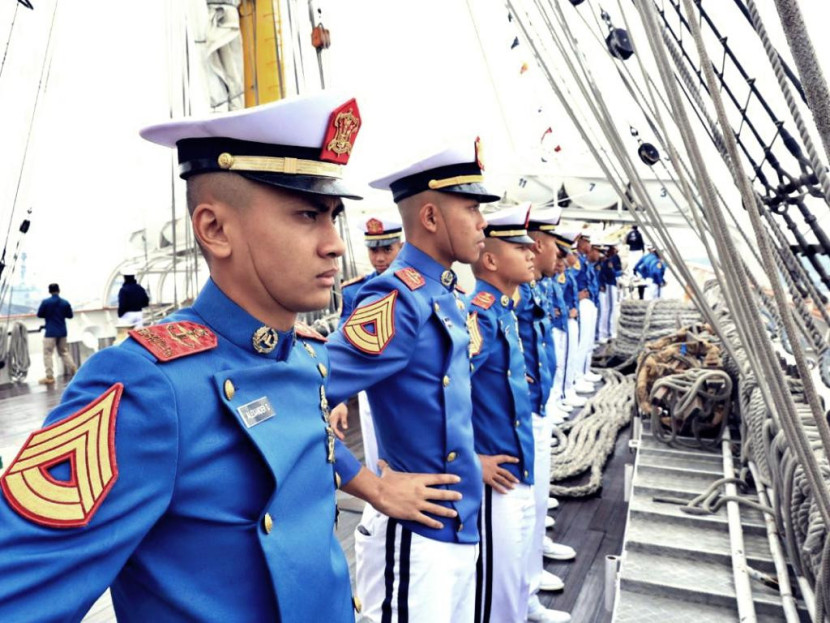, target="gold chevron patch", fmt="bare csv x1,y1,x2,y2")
343,291,398,354
467,311,483,357
1,384,122,528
